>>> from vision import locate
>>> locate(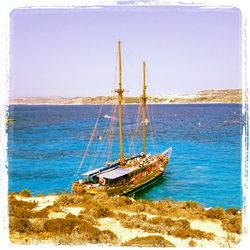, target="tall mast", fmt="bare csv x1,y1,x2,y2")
142,61,147,154
115,41,124,164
